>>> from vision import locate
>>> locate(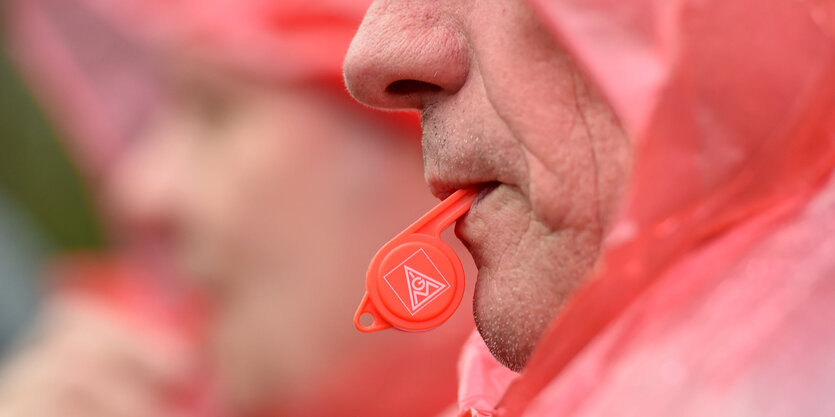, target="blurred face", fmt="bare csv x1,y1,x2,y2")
344,0,632,371
108,64,431,411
